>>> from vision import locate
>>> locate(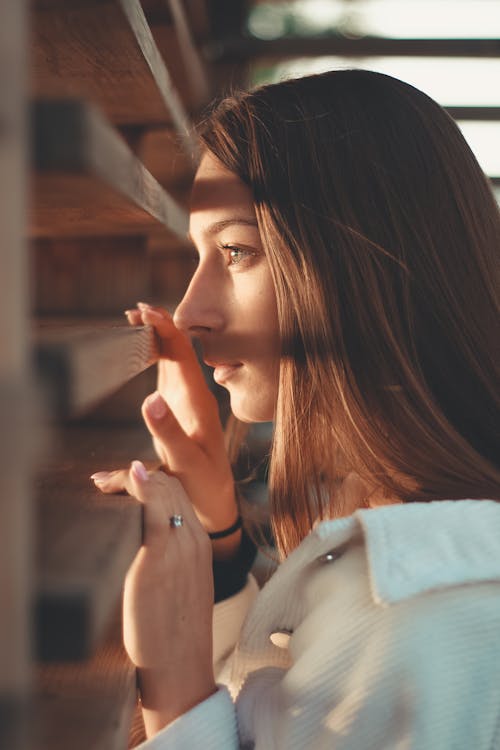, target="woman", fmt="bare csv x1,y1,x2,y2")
93,69,500,748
